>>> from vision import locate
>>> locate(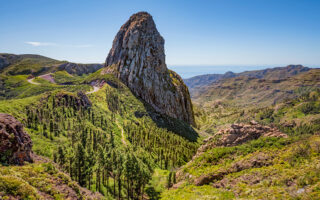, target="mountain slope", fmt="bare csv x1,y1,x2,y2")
0,16,199,199
162,134,320,200
192,68,320,108
163,88,320,199
0,156,103,200
185,65,311,91
0,53,103,76
0,73,199,199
